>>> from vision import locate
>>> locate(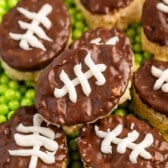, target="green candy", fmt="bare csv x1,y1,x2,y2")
0,104,9,114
